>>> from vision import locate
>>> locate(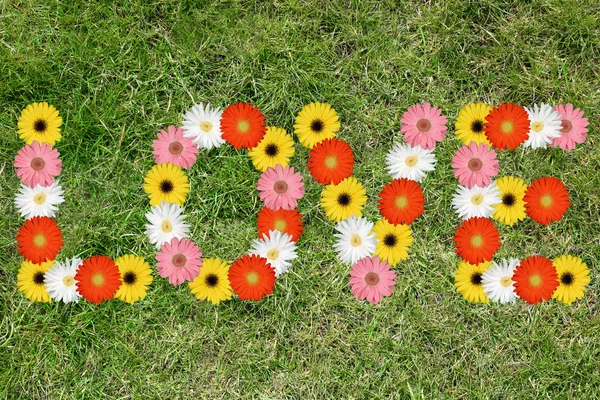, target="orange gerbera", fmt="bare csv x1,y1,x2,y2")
75,255,122,304
16,216,63,264
220,102,267,150
307,138,354,185
524,177,570,225
484,103,530,150
378,178,425,225
256,206,304,242
454,217,501,264
228,254,276,301
512,256,558,305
